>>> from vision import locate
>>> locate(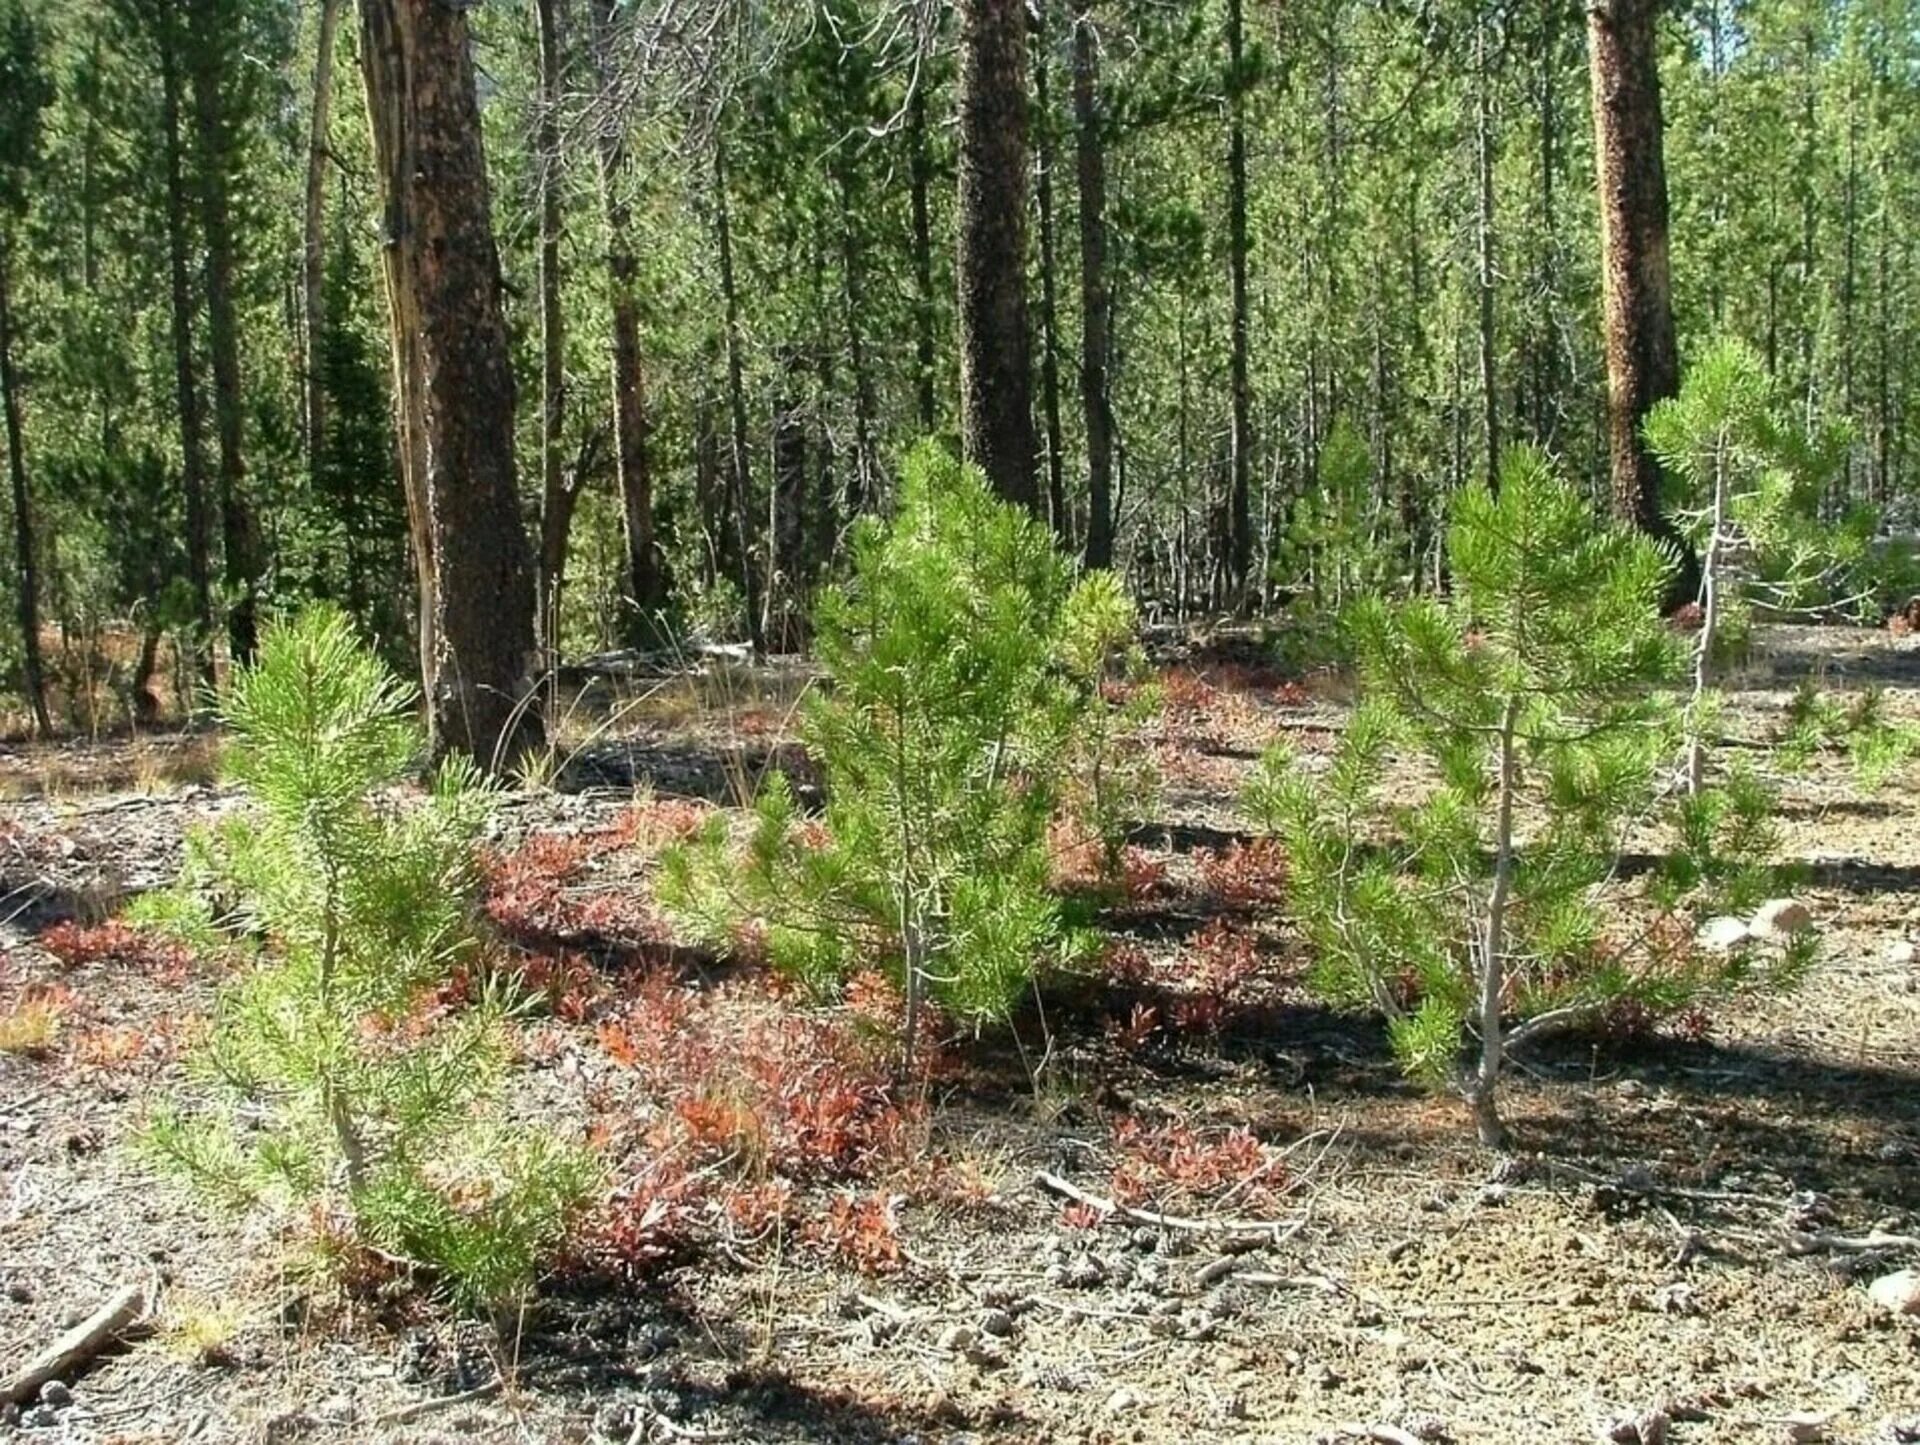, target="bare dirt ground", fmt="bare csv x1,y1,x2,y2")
1,625,1916,1445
